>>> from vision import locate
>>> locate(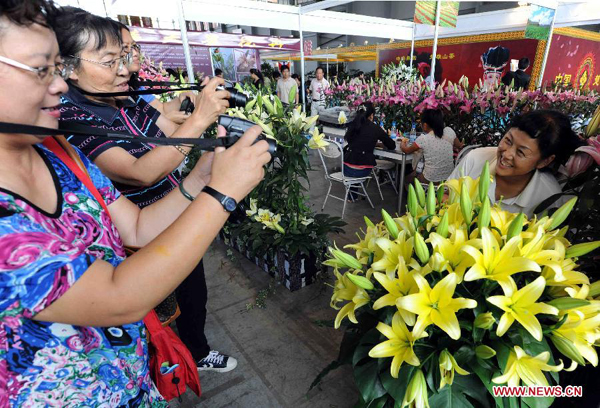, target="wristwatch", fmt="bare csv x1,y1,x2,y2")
202,186,237,212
